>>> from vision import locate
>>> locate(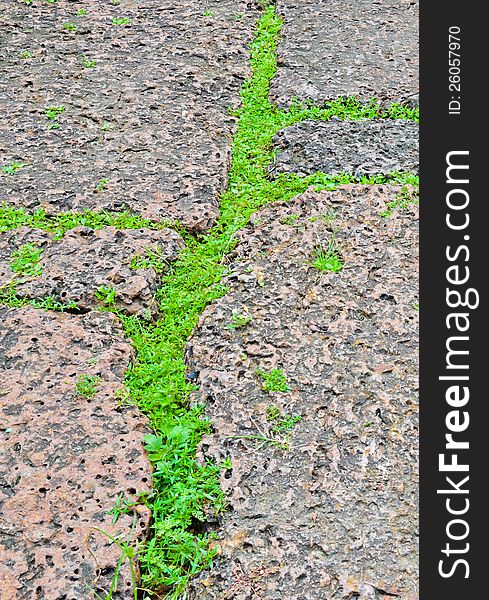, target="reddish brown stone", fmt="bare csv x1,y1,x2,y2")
0,307,152,599
0,226,183,316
